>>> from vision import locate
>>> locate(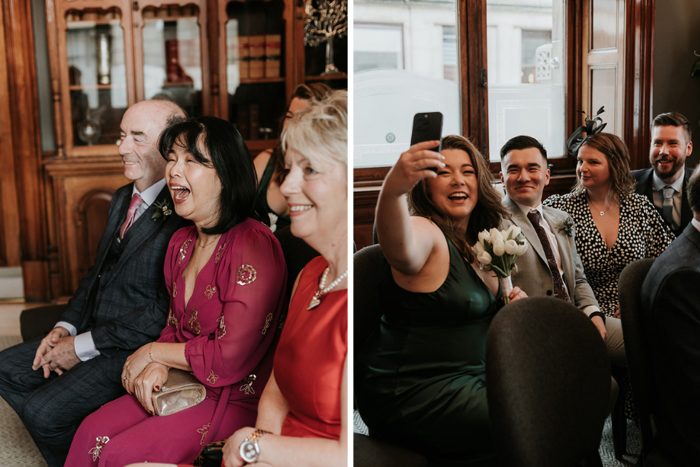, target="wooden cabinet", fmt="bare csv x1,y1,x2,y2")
42,0,347,298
